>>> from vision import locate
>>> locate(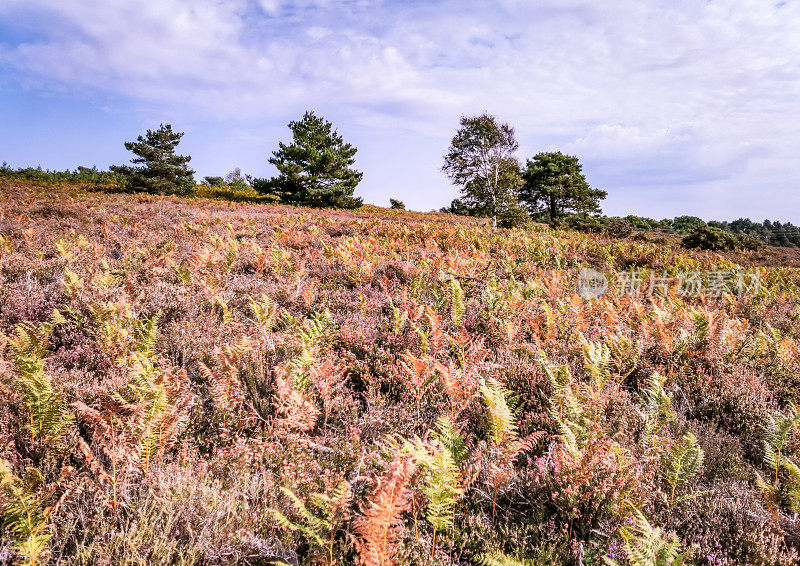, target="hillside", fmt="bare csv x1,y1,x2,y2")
2,180,800,565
